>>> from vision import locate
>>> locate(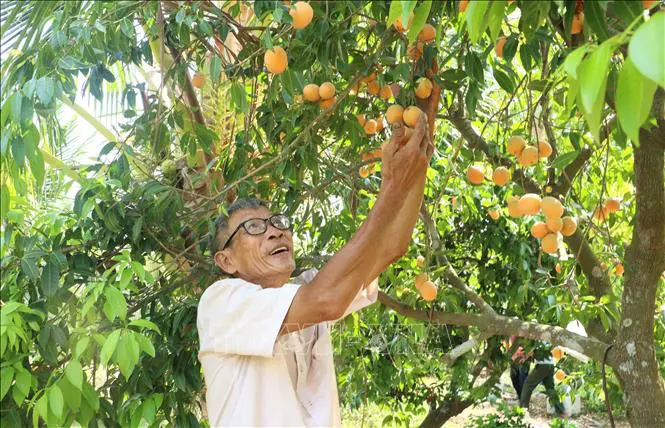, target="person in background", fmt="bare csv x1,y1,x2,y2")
508,335,530,398
518,340,566,417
